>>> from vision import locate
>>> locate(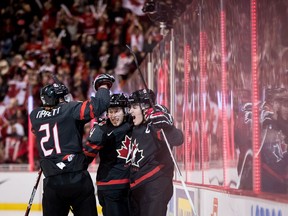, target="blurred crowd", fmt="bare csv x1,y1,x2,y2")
0,0,163,164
